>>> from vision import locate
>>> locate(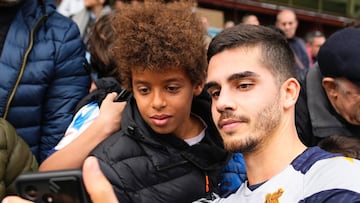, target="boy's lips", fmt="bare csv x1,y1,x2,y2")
150,115,171,126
